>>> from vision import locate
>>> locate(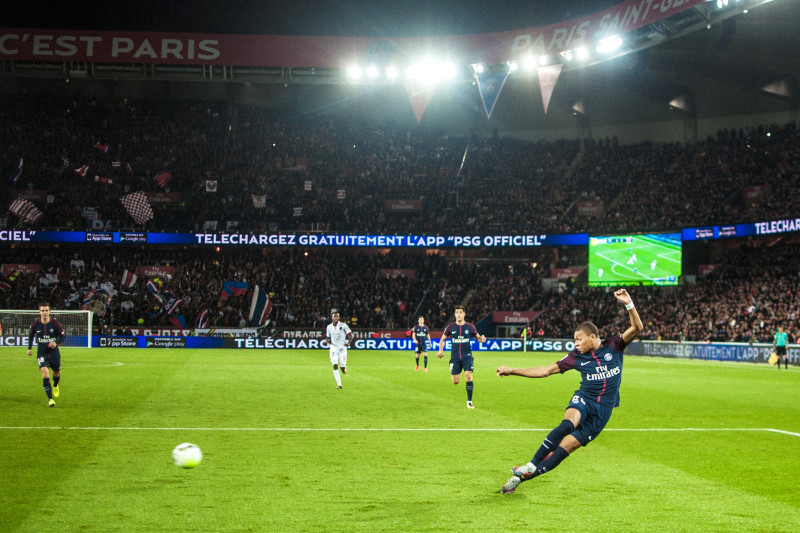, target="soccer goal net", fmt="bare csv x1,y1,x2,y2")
0,310,93,348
